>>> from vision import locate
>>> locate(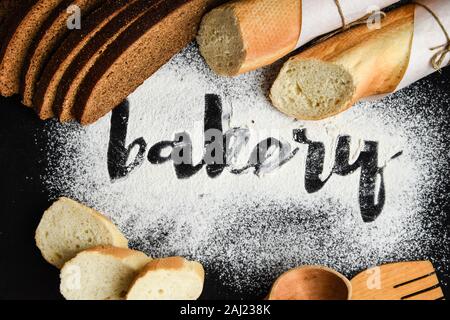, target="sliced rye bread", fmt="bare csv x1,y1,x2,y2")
74,0,222,125
33,0,135,120
60,246,151,300
54,0,163,122
35,197,128,269
0,0,35,85
21,0,105,107
0,0,68,97
126,257,205,300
